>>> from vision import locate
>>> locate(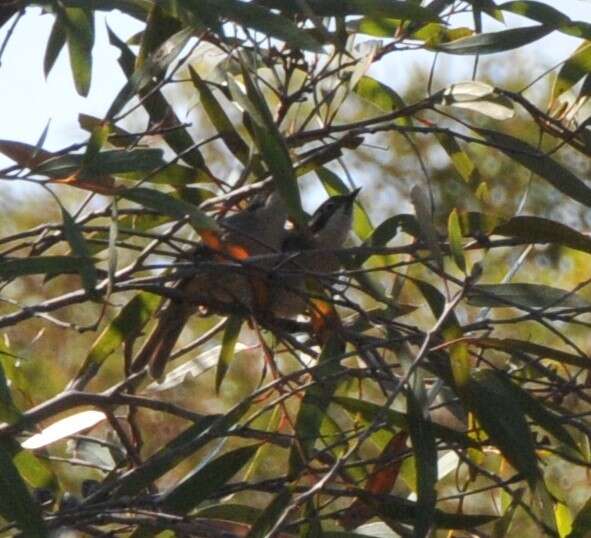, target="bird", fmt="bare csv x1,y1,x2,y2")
270,188,360,318
131,190,288,379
